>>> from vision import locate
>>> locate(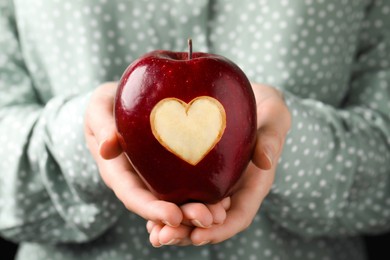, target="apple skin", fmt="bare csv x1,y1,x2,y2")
114,50,257,205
